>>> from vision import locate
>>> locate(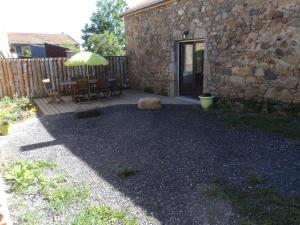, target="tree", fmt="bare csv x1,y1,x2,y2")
60,42,80,53
87,32,125,56
81,0,127,56
23,48,32,57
